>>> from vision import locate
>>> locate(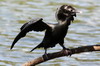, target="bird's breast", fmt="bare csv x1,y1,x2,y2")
52,26,68,38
